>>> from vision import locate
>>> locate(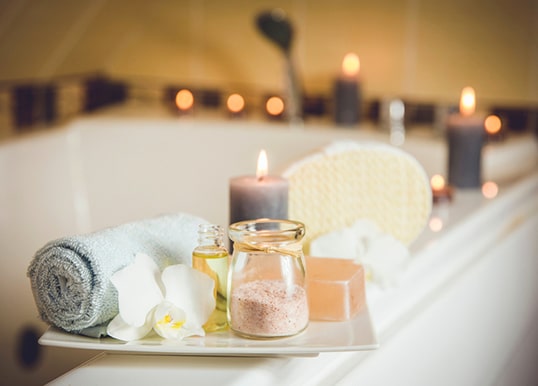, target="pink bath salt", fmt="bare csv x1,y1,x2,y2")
230,280,309,337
